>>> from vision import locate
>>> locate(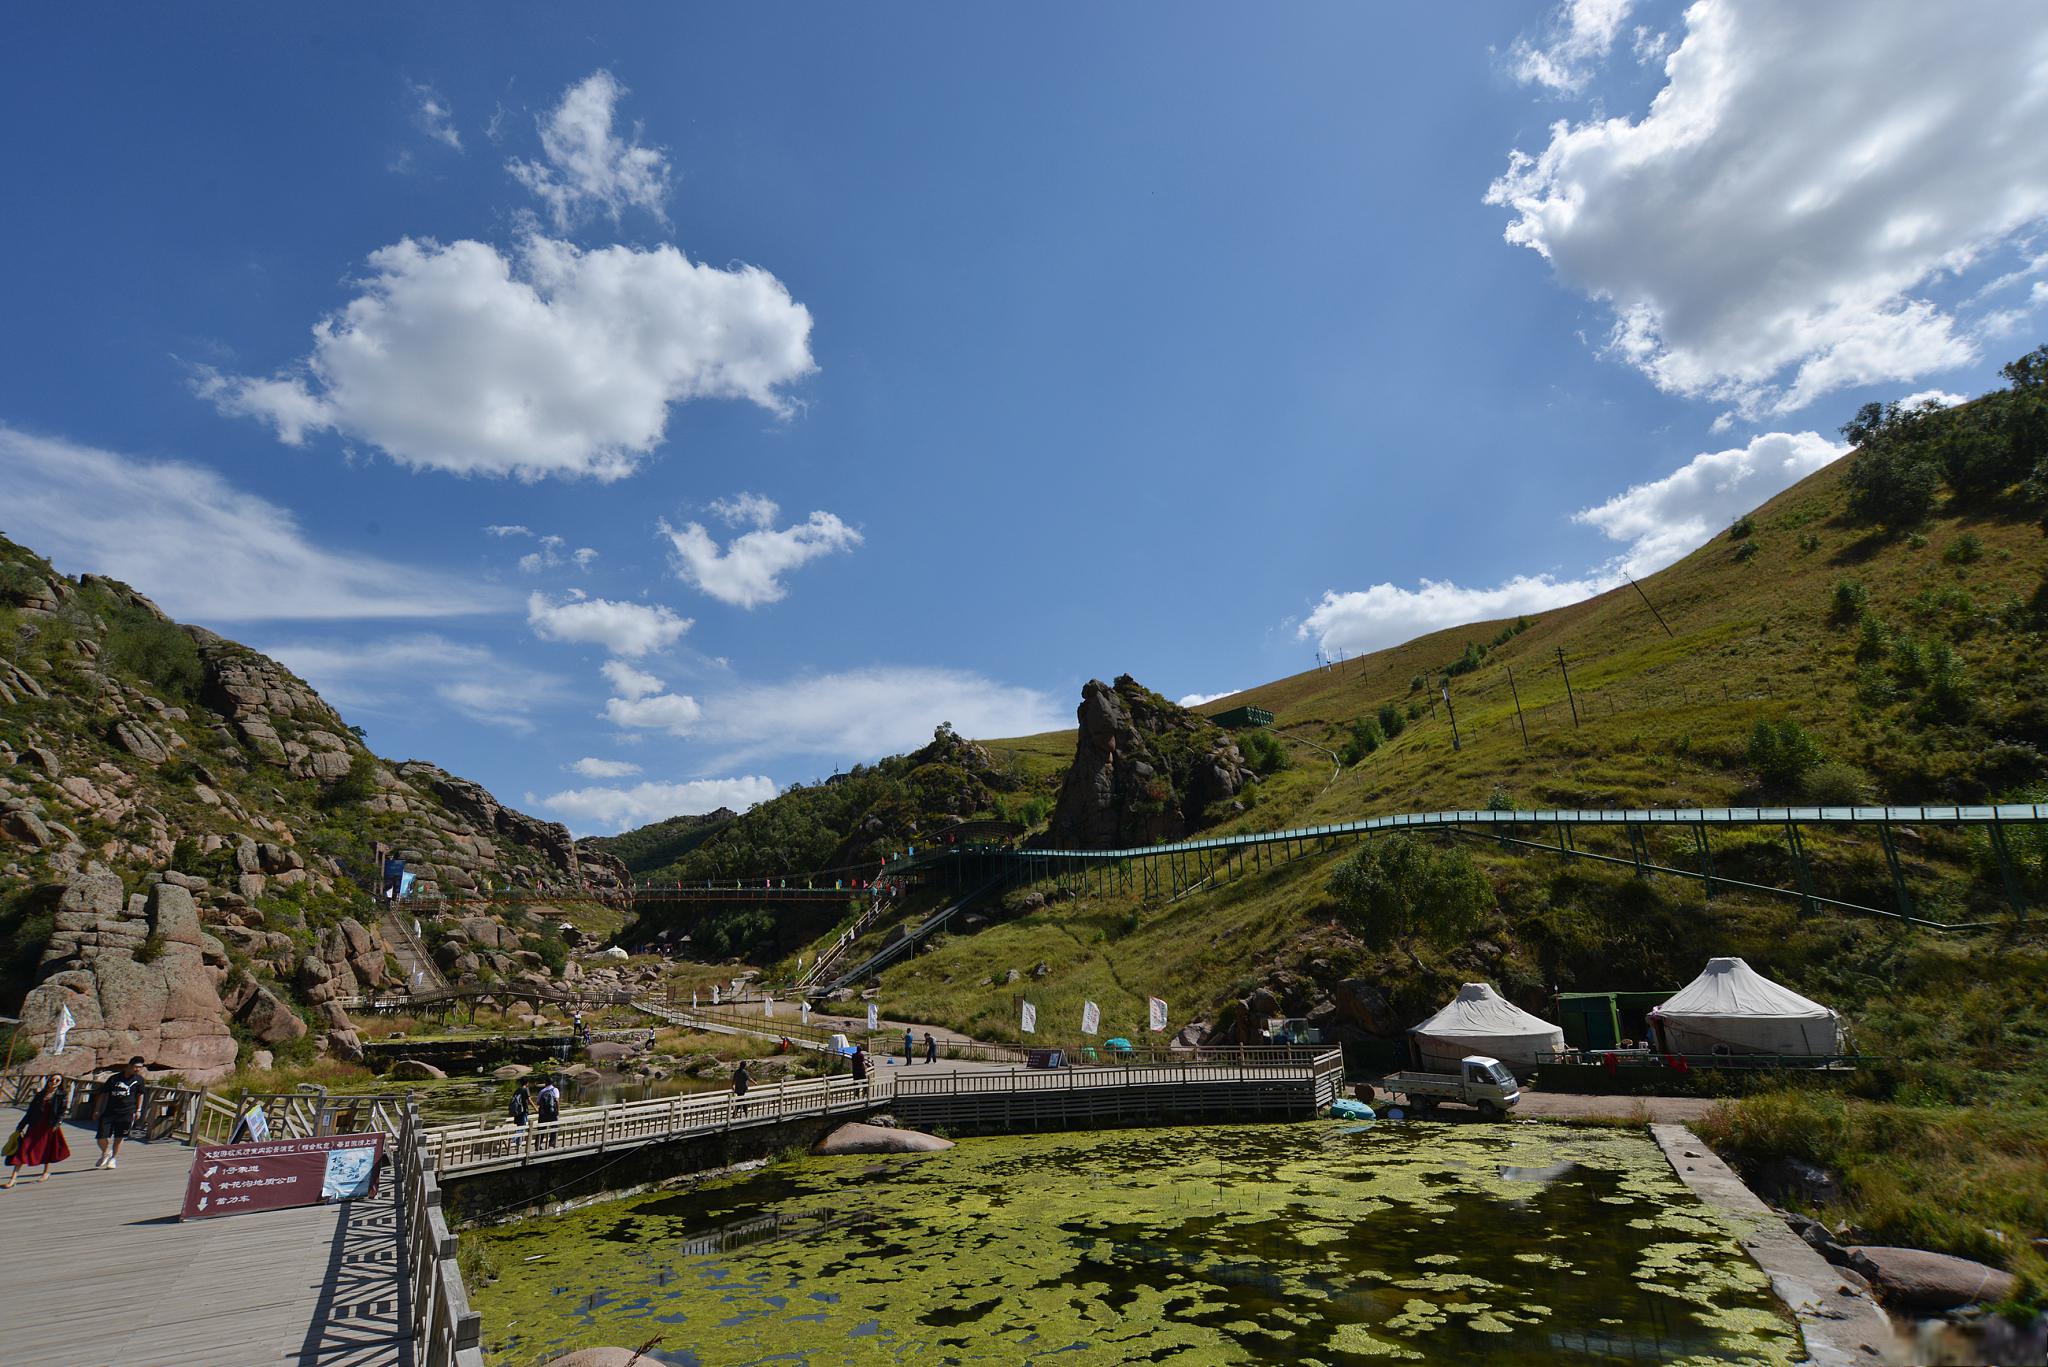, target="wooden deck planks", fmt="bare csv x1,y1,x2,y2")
0,1108,407,1367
